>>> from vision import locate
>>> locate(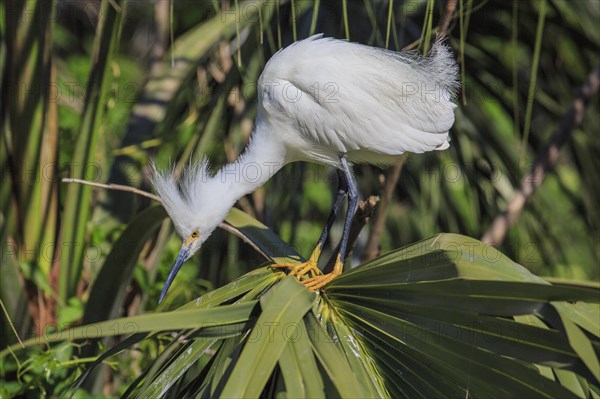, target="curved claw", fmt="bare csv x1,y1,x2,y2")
301,254,344,291
270,244,324,281
271,251,344,292
302,273,337,291
271,259,321,280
